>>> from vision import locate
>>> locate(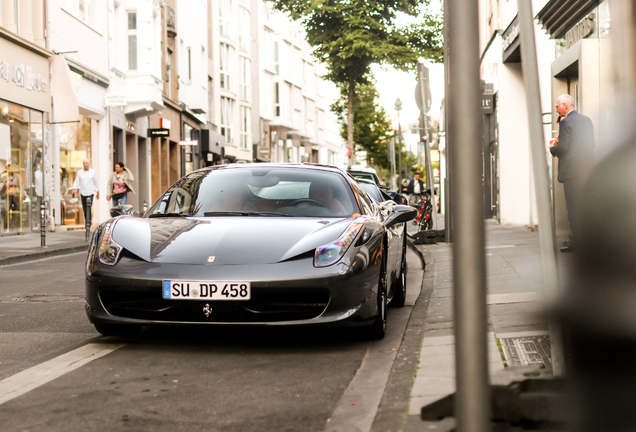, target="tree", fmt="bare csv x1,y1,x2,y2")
331,79,393,170
268,0,443,167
